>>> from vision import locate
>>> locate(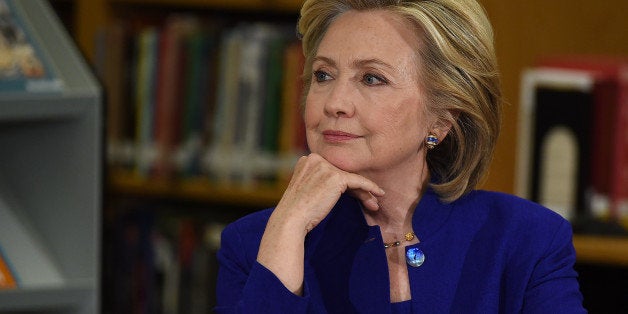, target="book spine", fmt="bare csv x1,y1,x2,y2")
134,27,160,177
277,41,306,183
152,16,199,179
612,66,628,226
206,27,243,184
177,31,211,177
